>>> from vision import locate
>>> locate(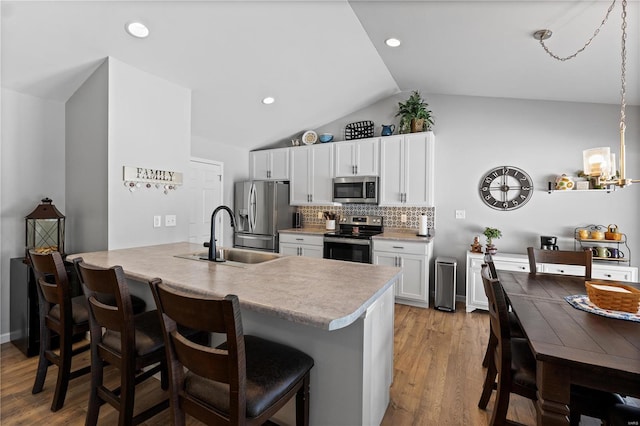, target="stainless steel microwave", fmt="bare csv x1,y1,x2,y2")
332,176,378,204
